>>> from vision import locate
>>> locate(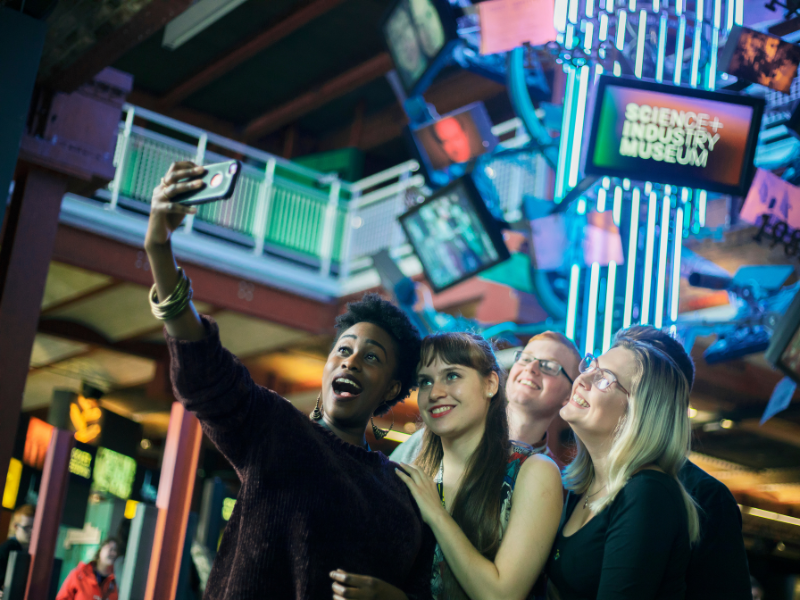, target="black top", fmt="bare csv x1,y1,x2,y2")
0,537,22,584
679,461,751,600
546,470,691,600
